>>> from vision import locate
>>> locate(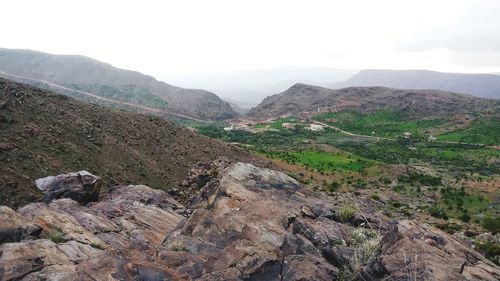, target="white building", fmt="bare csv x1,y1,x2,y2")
223,125,234,132
428,135,437,142
403,132,412,139
307,124,324,131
